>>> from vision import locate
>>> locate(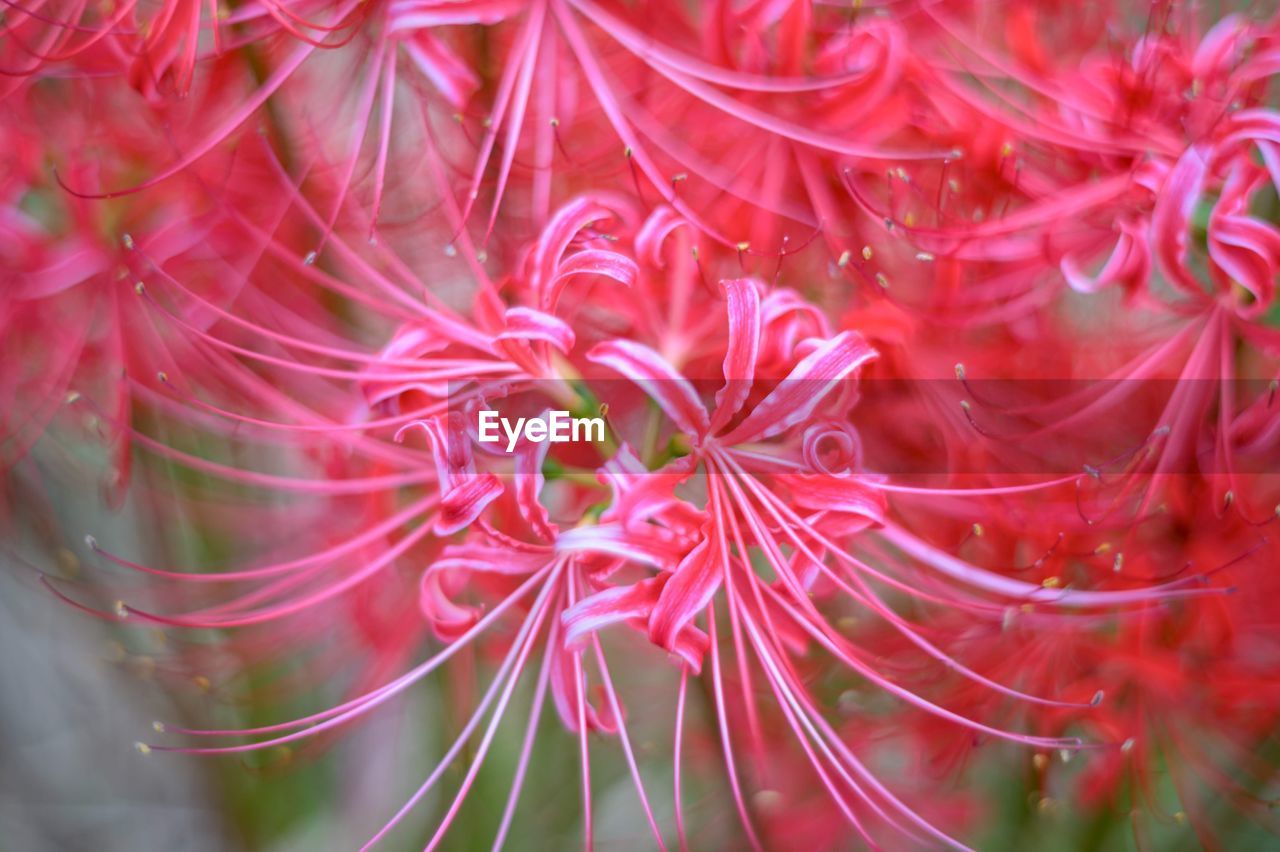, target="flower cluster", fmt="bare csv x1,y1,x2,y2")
4,0,1279,848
